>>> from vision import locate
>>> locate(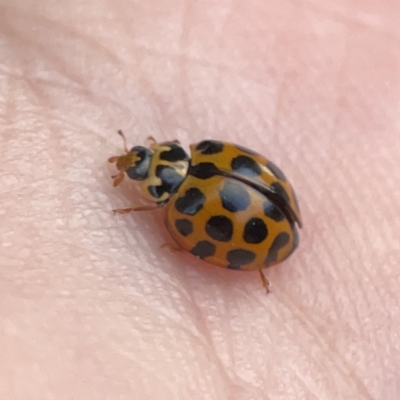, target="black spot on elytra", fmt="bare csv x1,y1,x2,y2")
191,240,216,259
231,155,262,177
243,218,268,244
159,145,189,162
175,219,193,237
270,182,290,204
235,144,257,155
264,232,290,265
227,249,256,270
189,162,221,179
267,160,287,181
196,140,224,155
219,180,251,212
175,187,206,215
205,216,233,242
263,198,285,222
